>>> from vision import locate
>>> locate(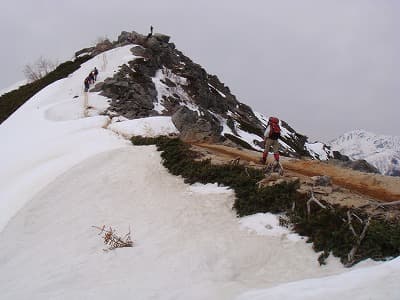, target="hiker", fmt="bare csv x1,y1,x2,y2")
88,72,95,85
146,25,153,39
93,67,98,81
261,116,281,164
84,77,90,92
